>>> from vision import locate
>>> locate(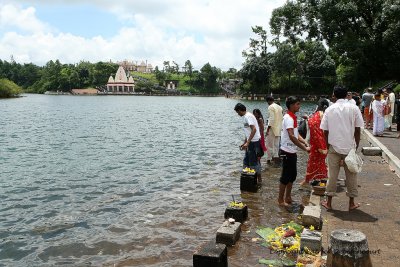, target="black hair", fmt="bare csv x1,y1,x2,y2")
285,96,300,109
333,85,347,99
253,109,264,120
234,103,246,112
317,98,330,112
266,96,274,102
